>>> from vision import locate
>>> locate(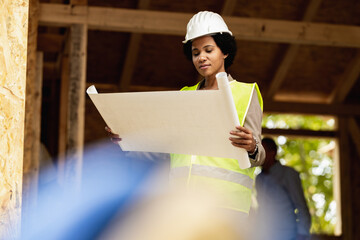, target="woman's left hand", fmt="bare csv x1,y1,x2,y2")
229,126,256,153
